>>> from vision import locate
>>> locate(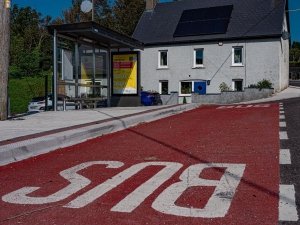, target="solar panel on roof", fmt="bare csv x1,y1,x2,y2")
173,5,233,37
